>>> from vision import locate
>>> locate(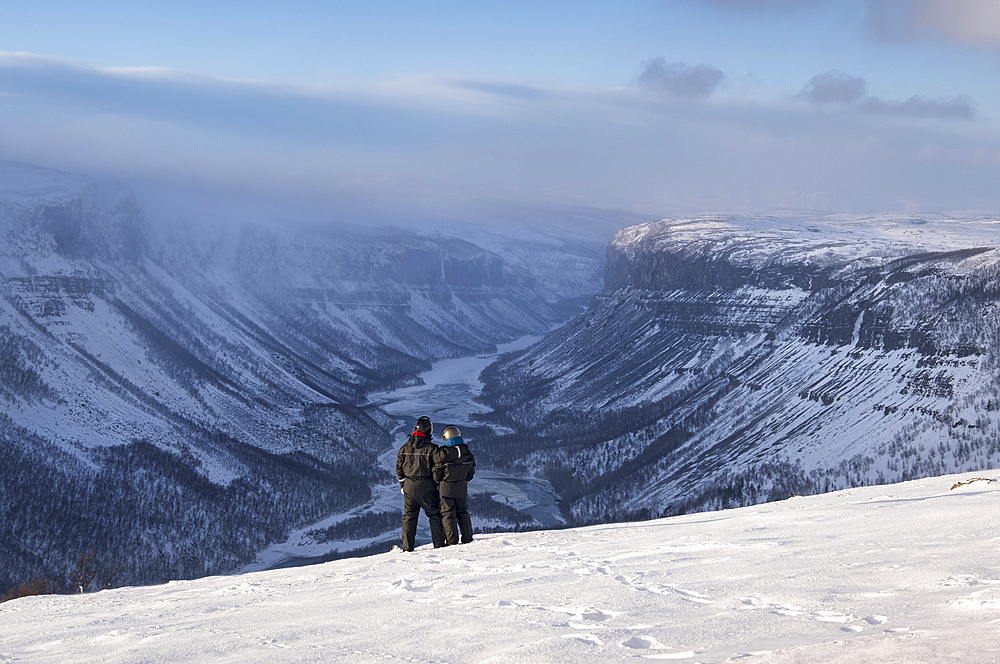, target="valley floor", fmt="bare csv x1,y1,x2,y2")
2,471,999,663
